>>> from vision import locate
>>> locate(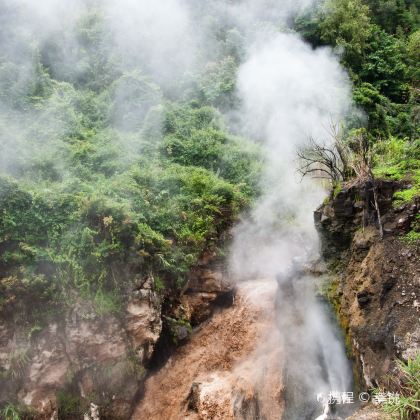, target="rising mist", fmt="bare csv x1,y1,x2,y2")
228,4,355,420
0,1,357,418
